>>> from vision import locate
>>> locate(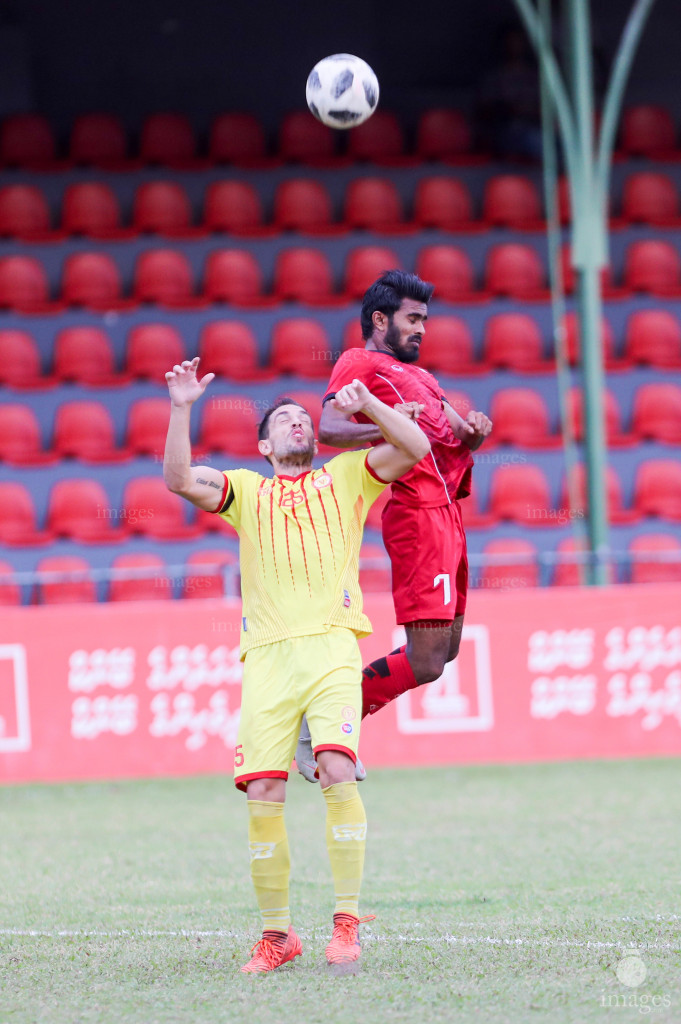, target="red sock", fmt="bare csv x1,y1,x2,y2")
361,646,417,718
